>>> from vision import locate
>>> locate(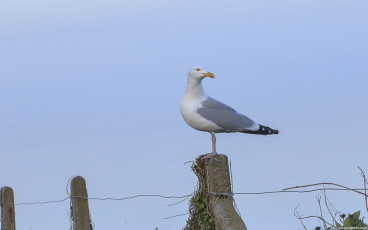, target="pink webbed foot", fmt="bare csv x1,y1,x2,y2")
200,152,218,159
